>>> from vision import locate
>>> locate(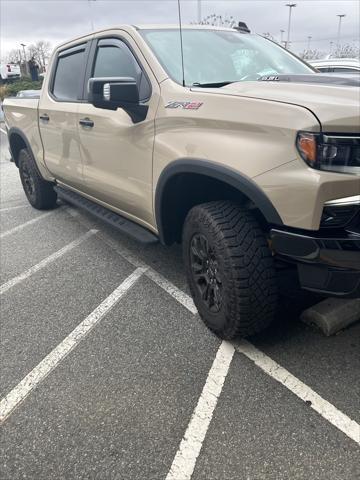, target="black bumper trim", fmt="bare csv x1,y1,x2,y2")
271,229,360,269
297,264,360,298
271,228,360,297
